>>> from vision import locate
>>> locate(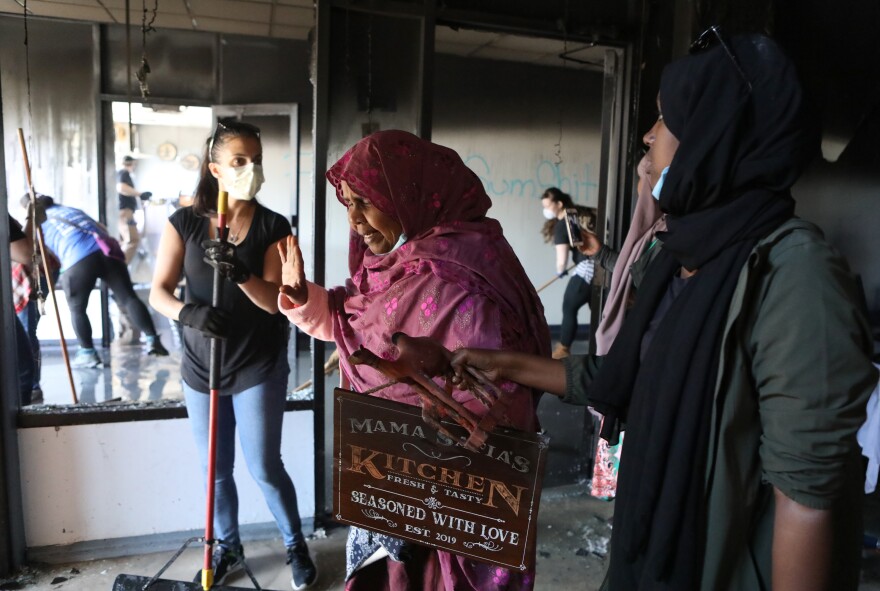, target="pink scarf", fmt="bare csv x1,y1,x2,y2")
594,157,666,355
325,130,551,430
